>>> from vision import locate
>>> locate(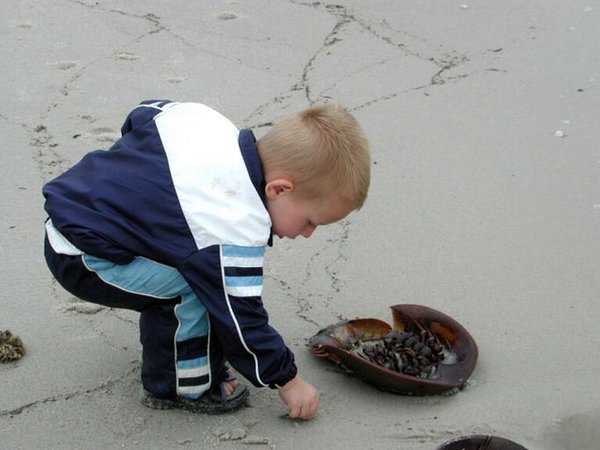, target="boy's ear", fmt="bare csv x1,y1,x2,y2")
265,179,294,199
